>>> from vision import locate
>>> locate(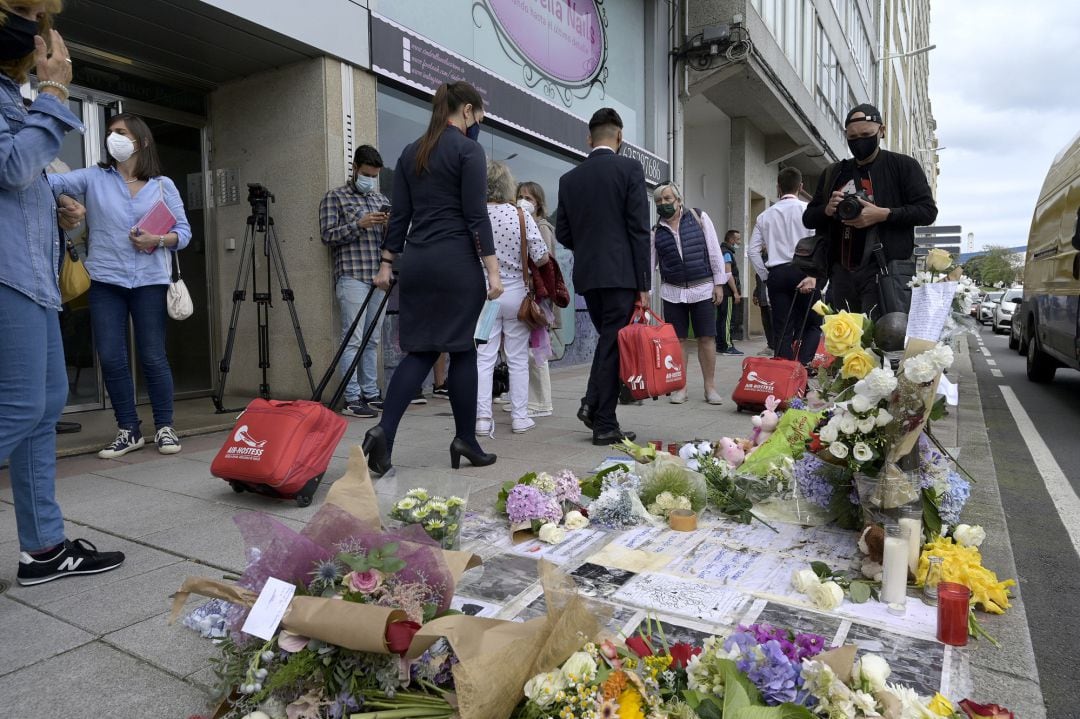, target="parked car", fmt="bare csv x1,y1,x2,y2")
978,291,1004,325
1016,131,1080,382
1009,307,1024,351
992,288,1023,334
